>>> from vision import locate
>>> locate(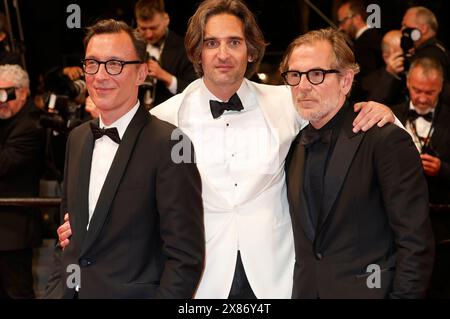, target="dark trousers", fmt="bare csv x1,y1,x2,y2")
0,248,35,299
228,251,256,299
